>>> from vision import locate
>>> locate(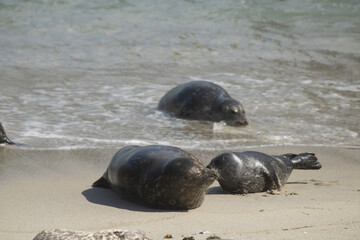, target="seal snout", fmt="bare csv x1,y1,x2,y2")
208,170,218,181
206,163,221,180
238,119,249,126
226,118,248,126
